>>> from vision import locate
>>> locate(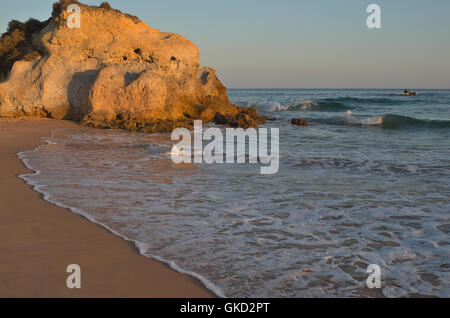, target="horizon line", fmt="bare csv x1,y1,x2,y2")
228,88,450,90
